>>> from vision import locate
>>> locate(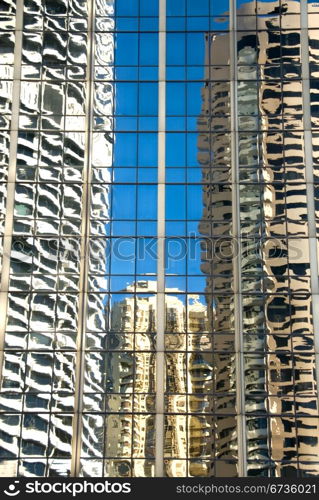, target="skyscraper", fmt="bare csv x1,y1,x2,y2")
0,0,319,478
